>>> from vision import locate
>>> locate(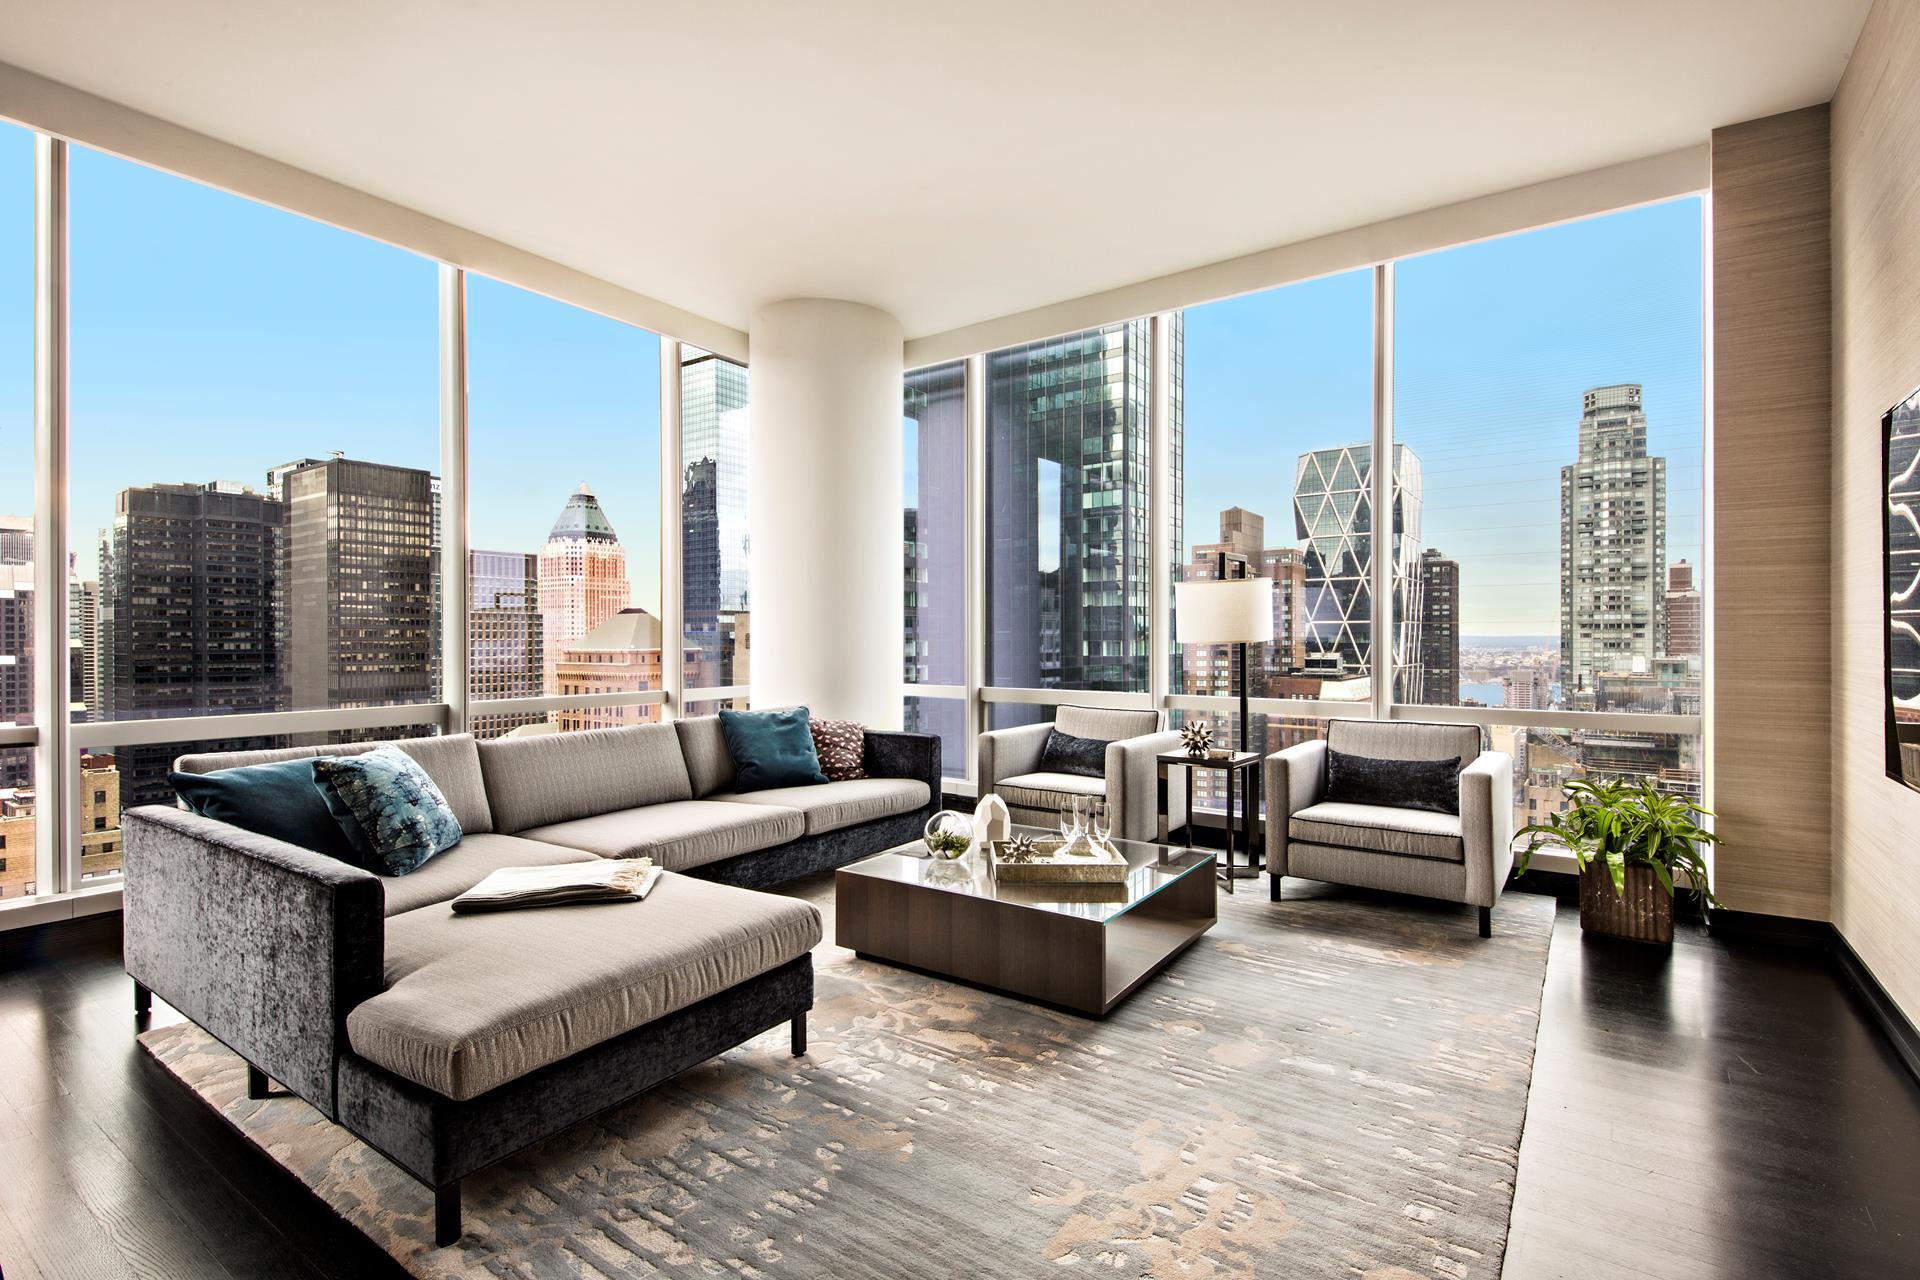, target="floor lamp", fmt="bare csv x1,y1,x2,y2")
1173,554,1275,756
